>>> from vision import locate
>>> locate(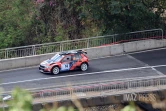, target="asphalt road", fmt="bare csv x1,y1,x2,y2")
0,48,166,92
